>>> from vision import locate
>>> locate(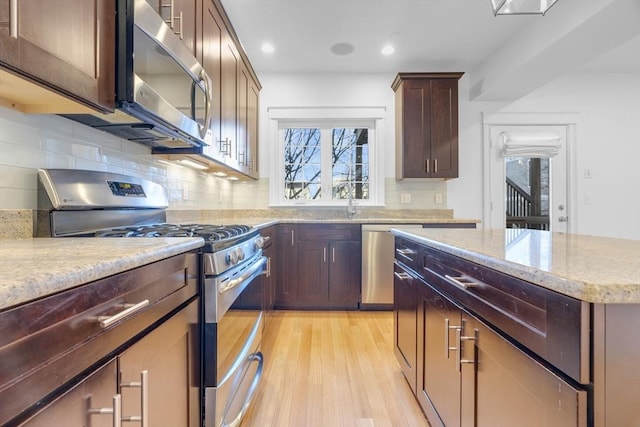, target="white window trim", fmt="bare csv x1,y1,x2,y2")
268,106,386,207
